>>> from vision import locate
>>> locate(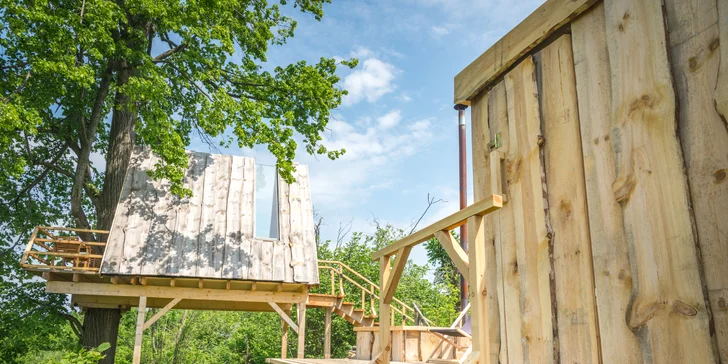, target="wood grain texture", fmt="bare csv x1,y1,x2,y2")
470,87,501,364
453,0,598,104
288,164,308,283
488,81,521,364
504,56,553,364
101,150,140,273
467,215,489,363
604,0,715,362
167,152,207,276
119,149,158,275
716,0,728,120
298,165,319,284
222,156,245,279
664,0,727,360
278,174,294,282
240,158,255,280
571,4,643,362
100,148,318,284
539,34,600,364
